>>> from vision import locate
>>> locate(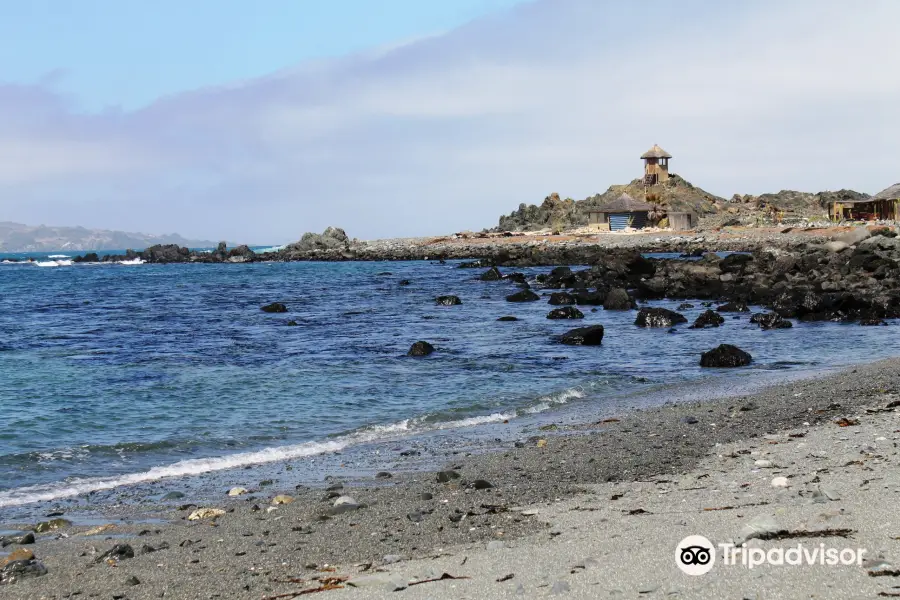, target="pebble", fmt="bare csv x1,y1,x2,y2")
272,495,294,505
436,470,461,483
95,544,135,564
375,471,393,479
471,479,494,490
187,508,226,521
754,459,773,468
419,493,433,501
328,496,362,515
227,487,249,497
771,476,789,488
125,576,141,586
